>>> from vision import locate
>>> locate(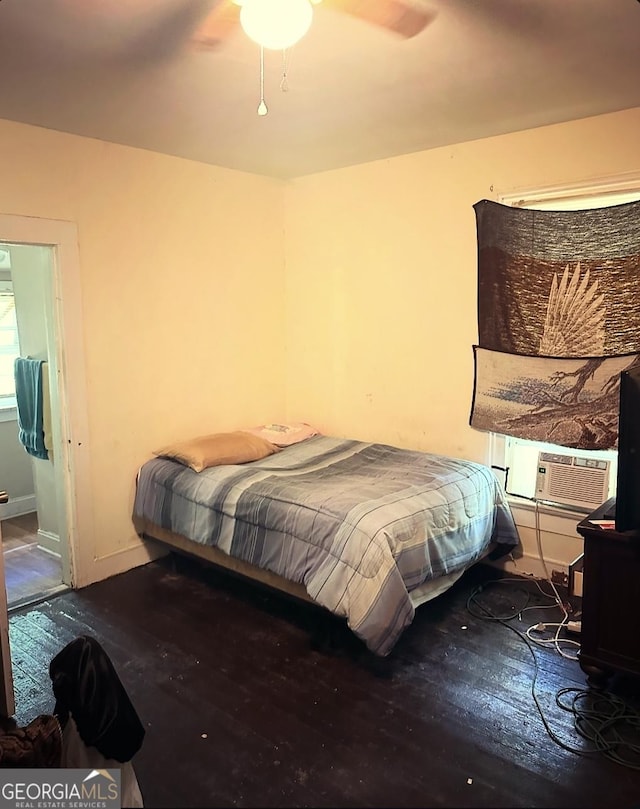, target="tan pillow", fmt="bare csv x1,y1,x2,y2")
153,430,280,473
